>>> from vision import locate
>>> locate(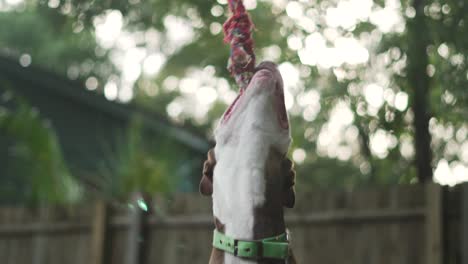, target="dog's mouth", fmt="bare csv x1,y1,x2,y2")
221,66,288,130
221,67,268,124
221,91,242,124
221,67,266,124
